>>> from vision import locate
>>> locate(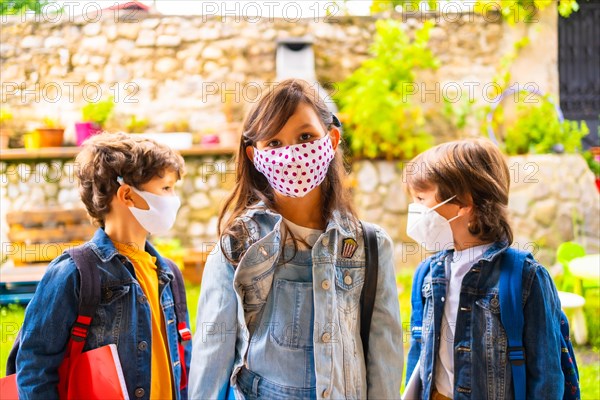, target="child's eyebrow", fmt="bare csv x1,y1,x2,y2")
295,123,316,131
